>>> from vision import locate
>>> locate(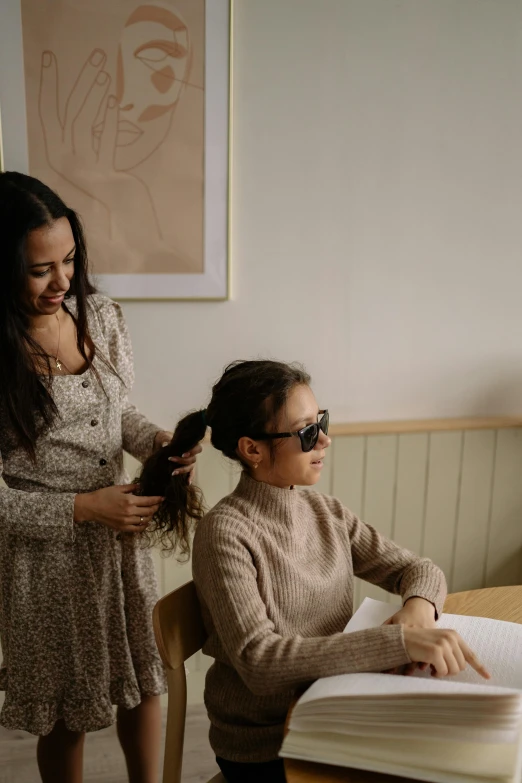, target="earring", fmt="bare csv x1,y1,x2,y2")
252,462,259,470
